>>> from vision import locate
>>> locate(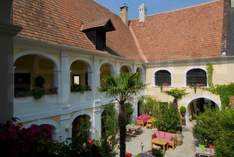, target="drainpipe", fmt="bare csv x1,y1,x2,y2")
0,0,22,123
